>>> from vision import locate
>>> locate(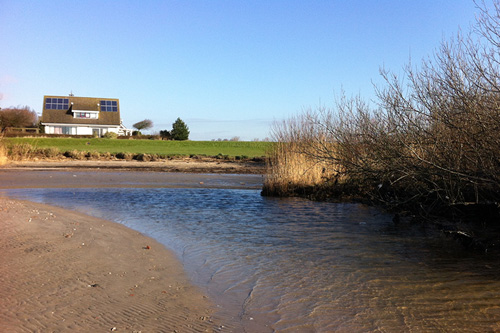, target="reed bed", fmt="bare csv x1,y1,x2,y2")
263,141,333,196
